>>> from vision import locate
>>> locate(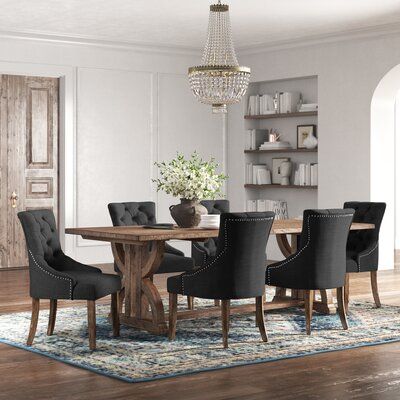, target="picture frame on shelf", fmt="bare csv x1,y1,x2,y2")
297,125,317,149
272,157,290,184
